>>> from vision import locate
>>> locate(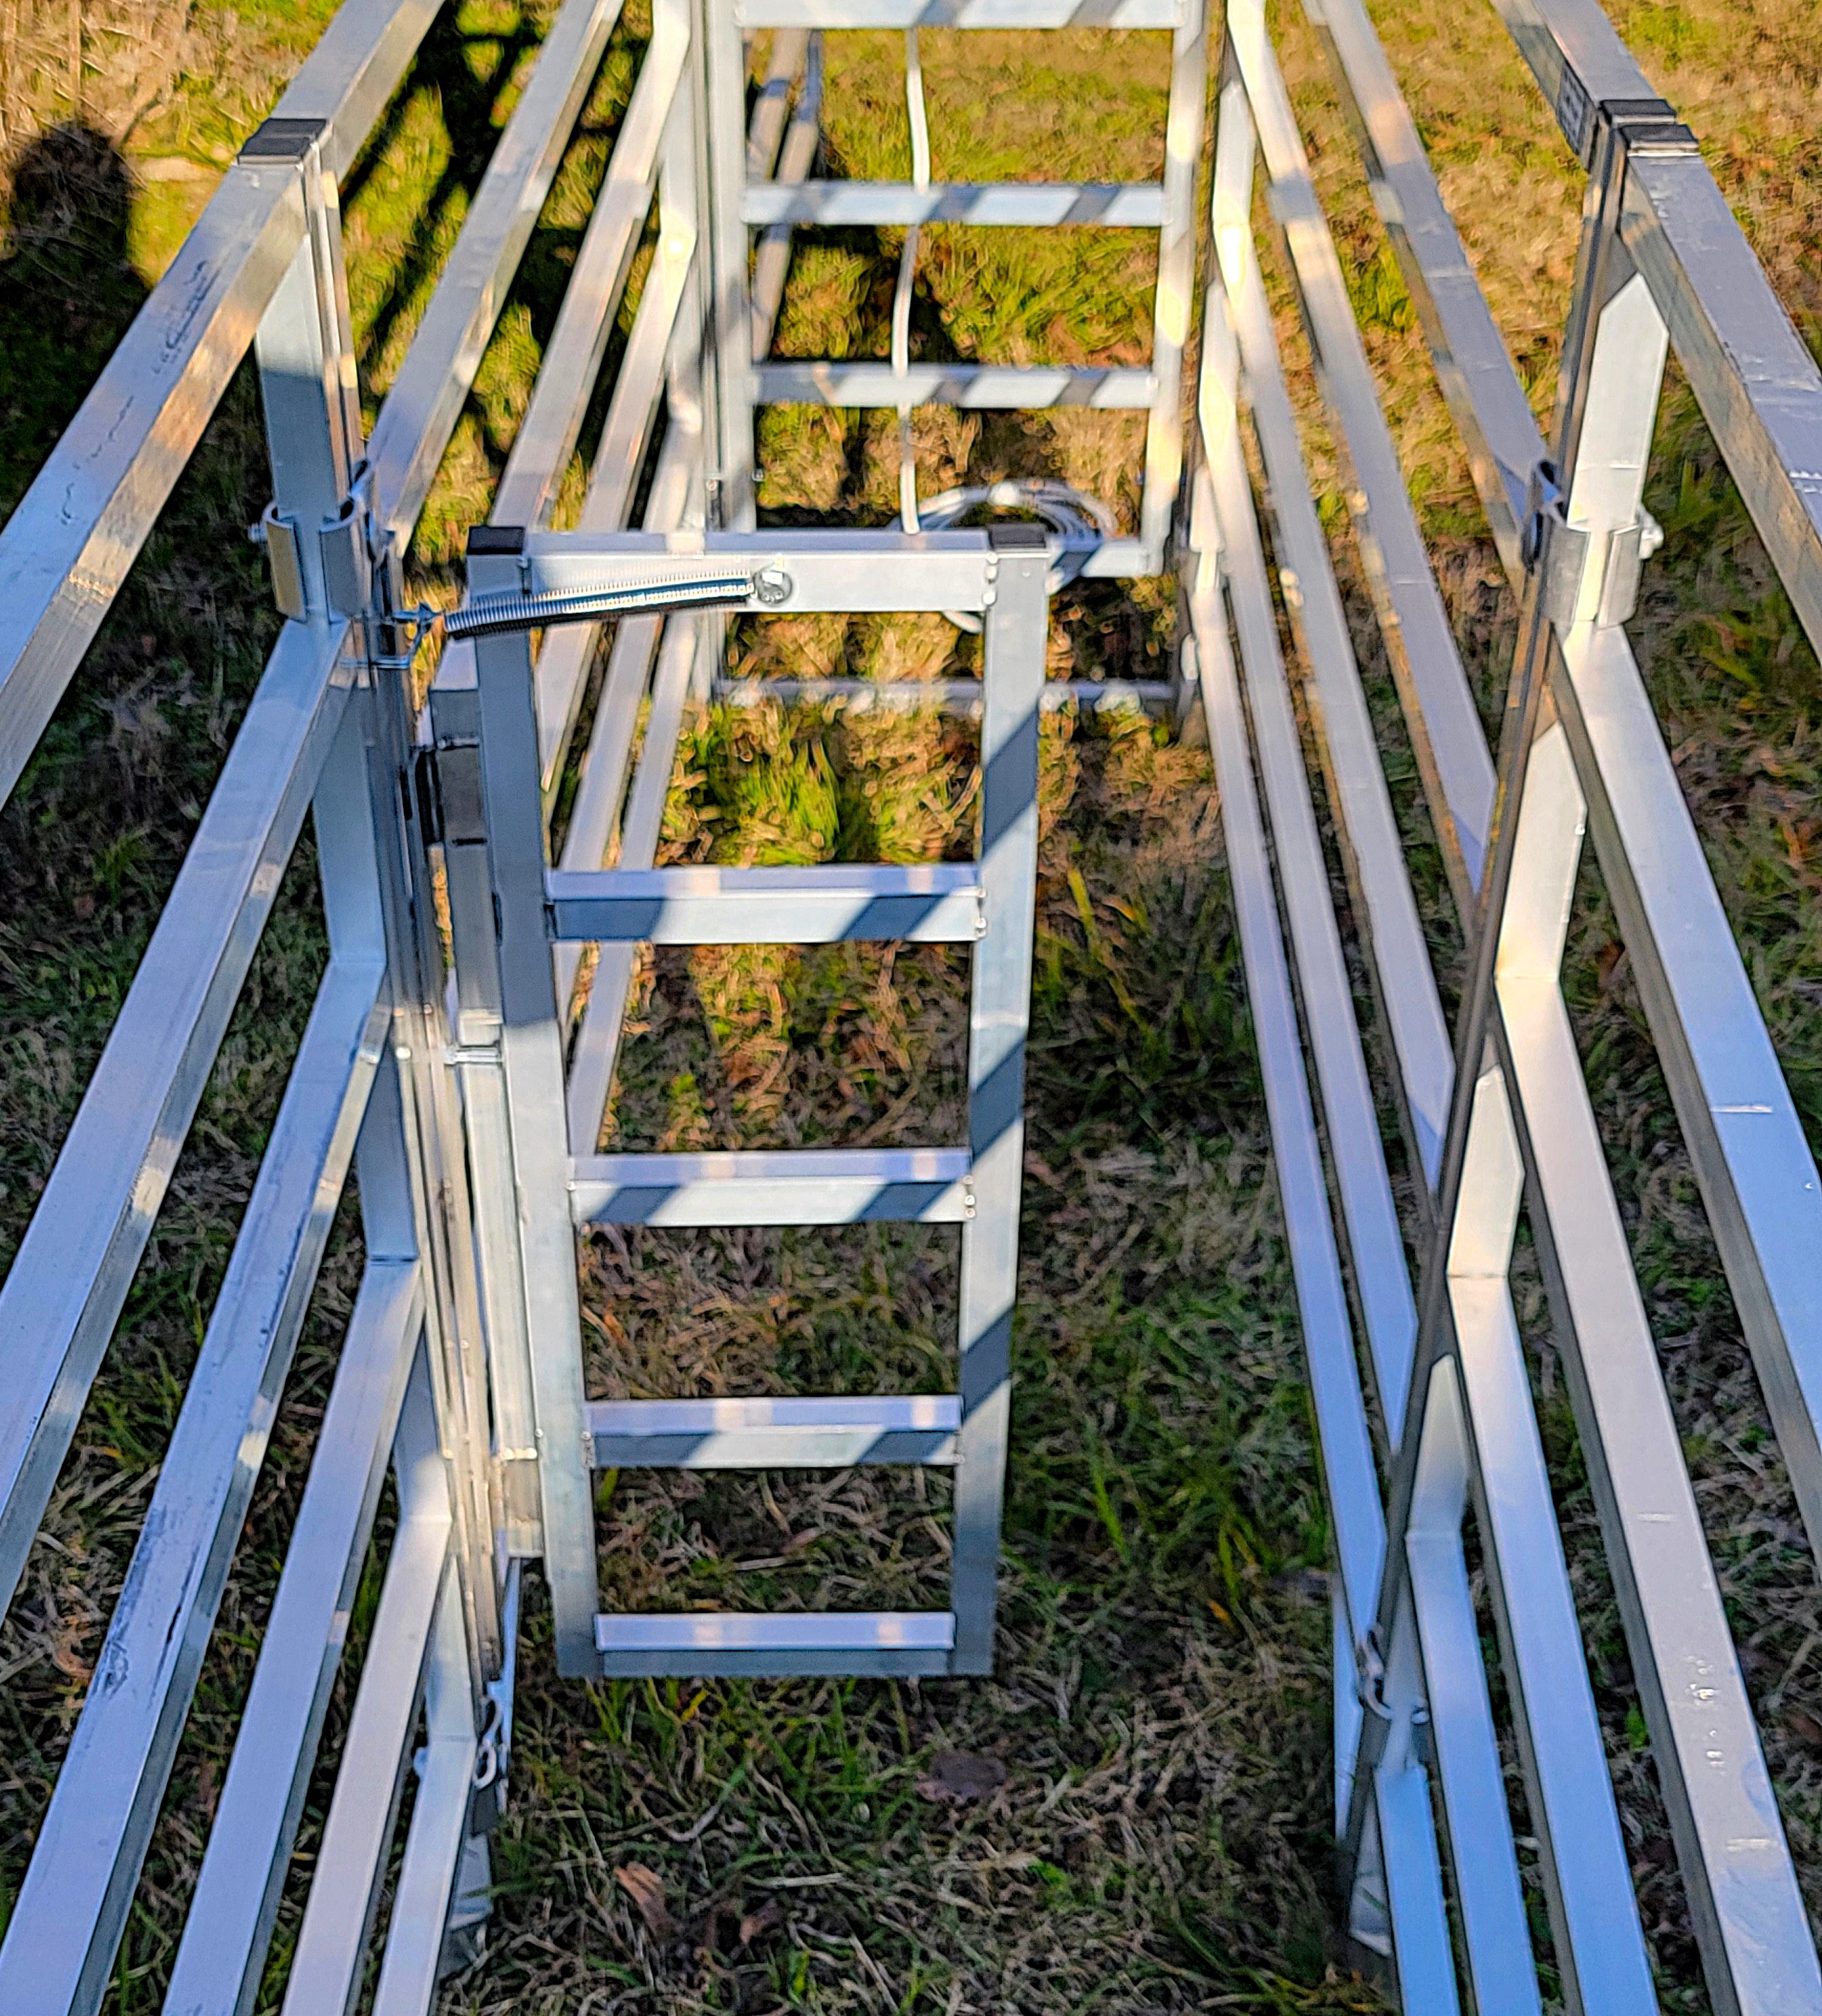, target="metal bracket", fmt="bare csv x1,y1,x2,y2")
251,504,308,620
251,460,377,625
1522,459,1661,631
1560,86,1698,169
414,741,486,847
